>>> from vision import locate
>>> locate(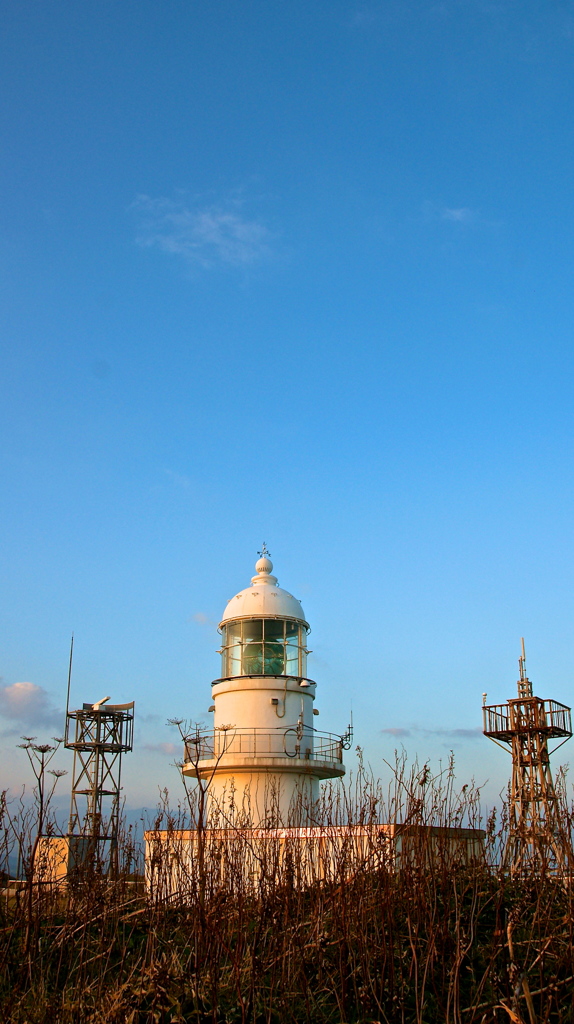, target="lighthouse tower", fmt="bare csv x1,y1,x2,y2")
182,549,347,828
